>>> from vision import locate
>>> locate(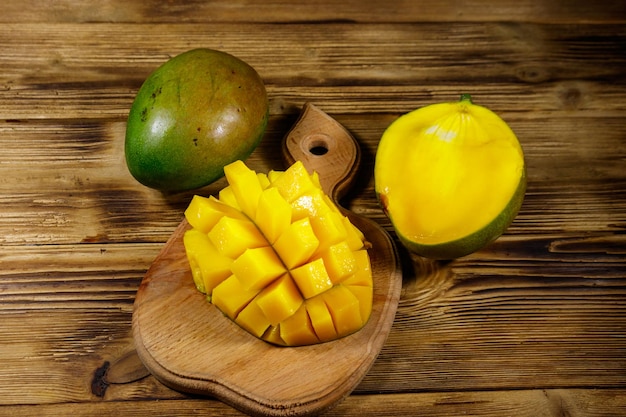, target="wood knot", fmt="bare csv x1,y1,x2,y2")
91,361,110,397
559,86,583,110
515,65,550,83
